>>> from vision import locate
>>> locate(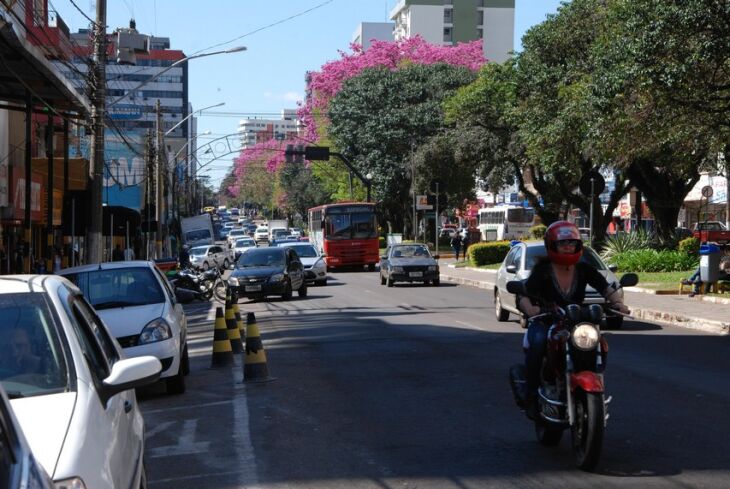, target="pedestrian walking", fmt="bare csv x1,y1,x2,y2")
450,233,462,261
